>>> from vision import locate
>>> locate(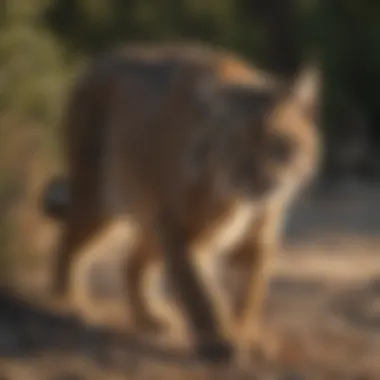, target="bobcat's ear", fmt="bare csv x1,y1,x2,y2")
288,63,321,118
